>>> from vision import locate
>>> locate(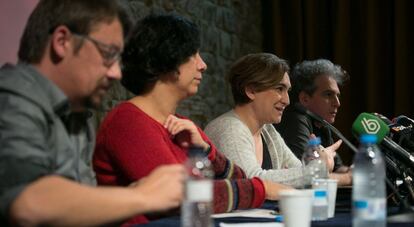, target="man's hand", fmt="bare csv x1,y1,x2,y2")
320,139,342,172
330,169,353,186
132,164,186,211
